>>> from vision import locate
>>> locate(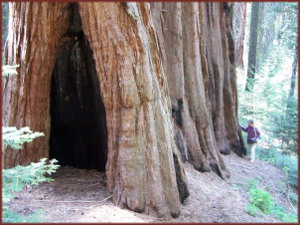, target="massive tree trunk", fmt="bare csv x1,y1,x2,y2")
2,2,188,218
78,2,189,217
3,1,246,219
150,2,246,177
245,2,259,92
3,2,71,167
